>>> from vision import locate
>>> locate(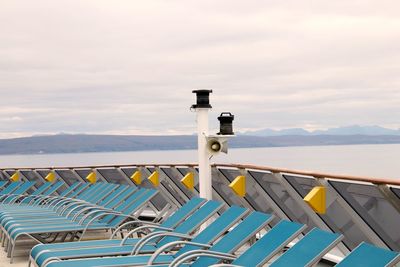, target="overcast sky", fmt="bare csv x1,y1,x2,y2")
1,1,399,138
